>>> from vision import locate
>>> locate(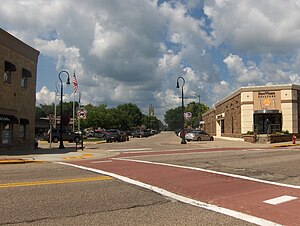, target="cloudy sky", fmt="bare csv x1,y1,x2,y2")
1,0,300,120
